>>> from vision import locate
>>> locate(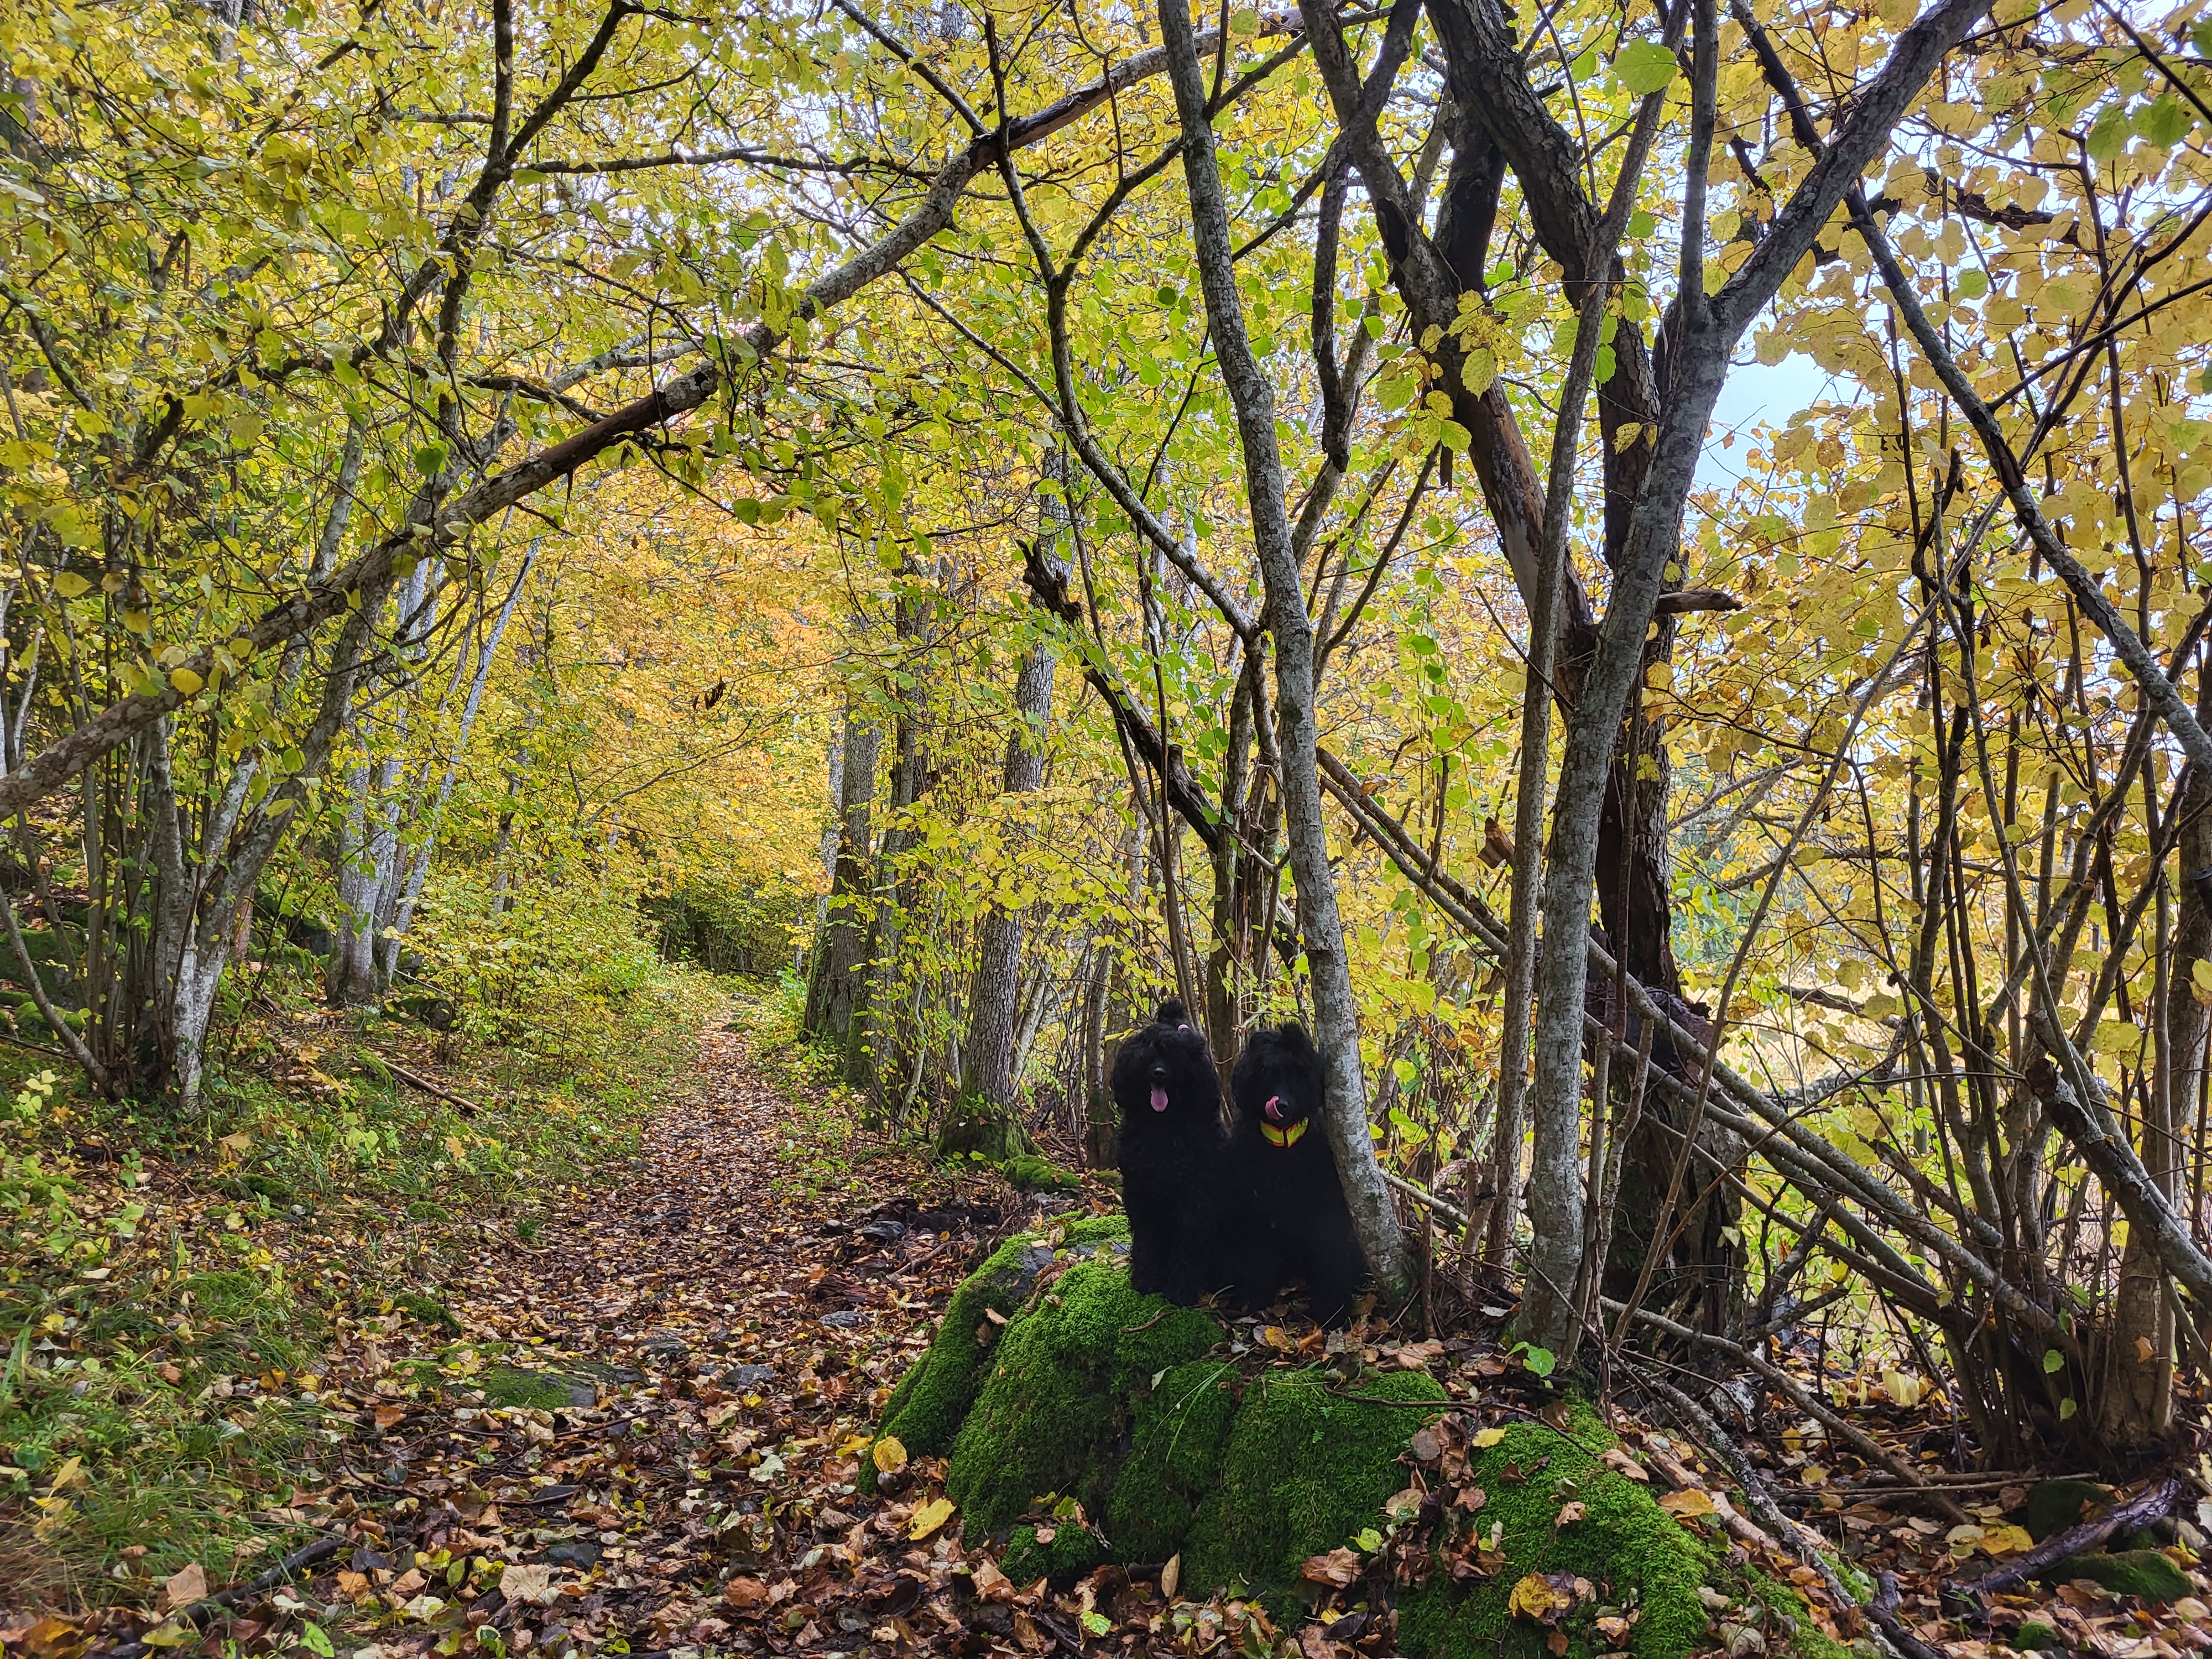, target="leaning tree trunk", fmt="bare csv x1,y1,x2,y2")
1160,0,1407,1293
